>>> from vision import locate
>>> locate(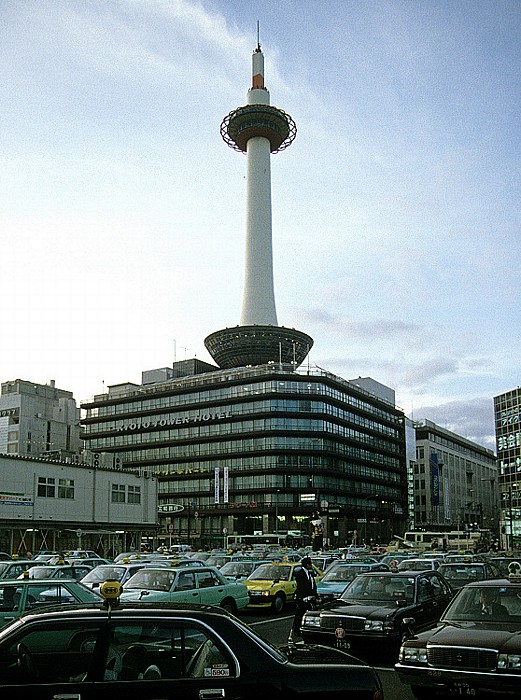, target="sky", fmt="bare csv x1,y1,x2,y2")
1,0,520,450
